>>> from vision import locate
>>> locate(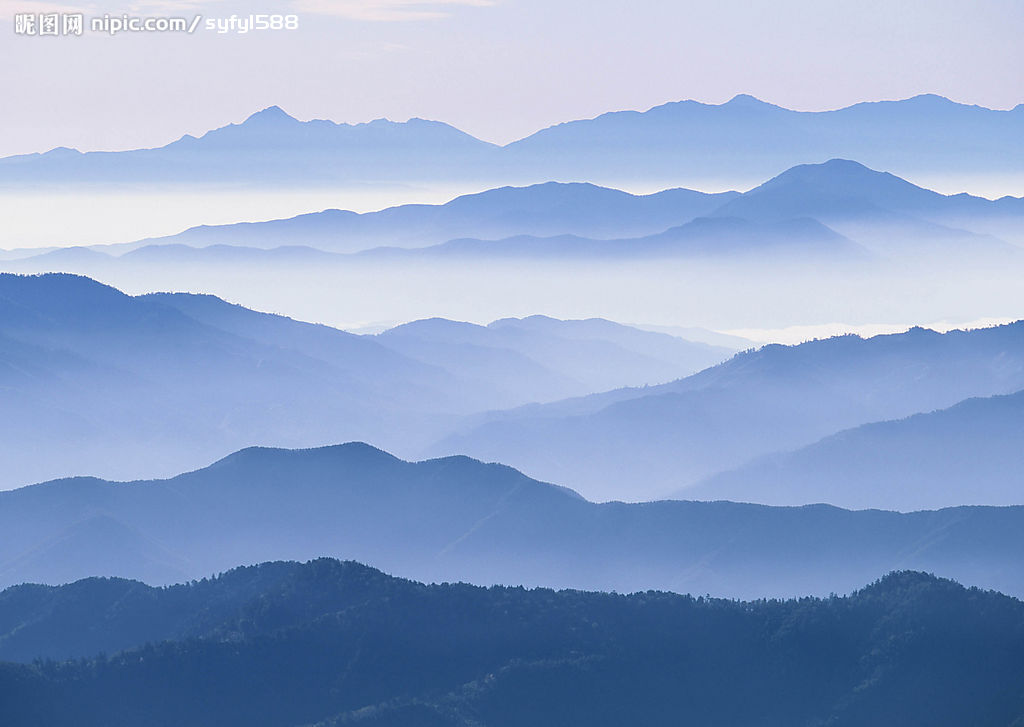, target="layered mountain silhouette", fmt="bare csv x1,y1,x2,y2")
8,275,1024,509
113,182,740,254
502,93,1024,183
0,274,723,488
684,389,1024,511
5,91,1022,727
2,217,865,269
2,95,1021,187
6,160,1015,266
8,274,1024,508
0,107,497,185
0,272,458,487
714,159,1024,223
2,563,1024,727
435,323,1024,503
3,443,1024,599
708,159,1022,255
377,216,866,260
376,316,732,394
